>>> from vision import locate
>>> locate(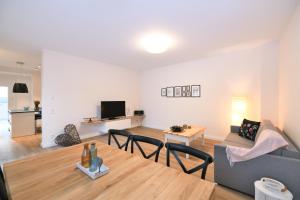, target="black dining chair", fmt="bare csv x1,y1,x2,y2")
0,167,3,181
108,129,131,151
165,143,213,179
130,135,164,162
0,167,8,200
